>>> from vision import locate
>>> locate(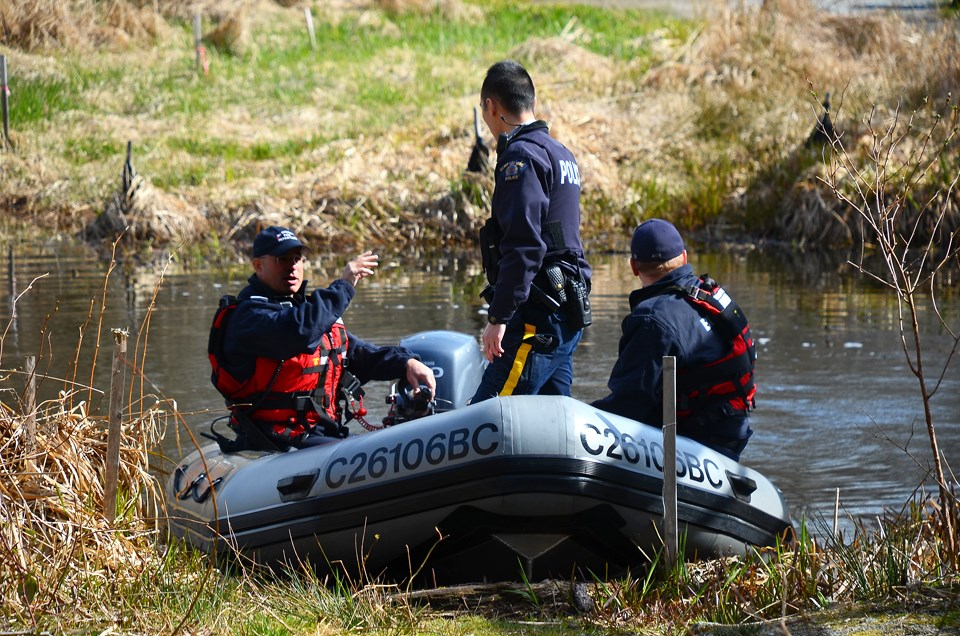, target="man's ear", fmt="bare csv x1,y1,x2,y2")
488,98,501,120
630,257,640,277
